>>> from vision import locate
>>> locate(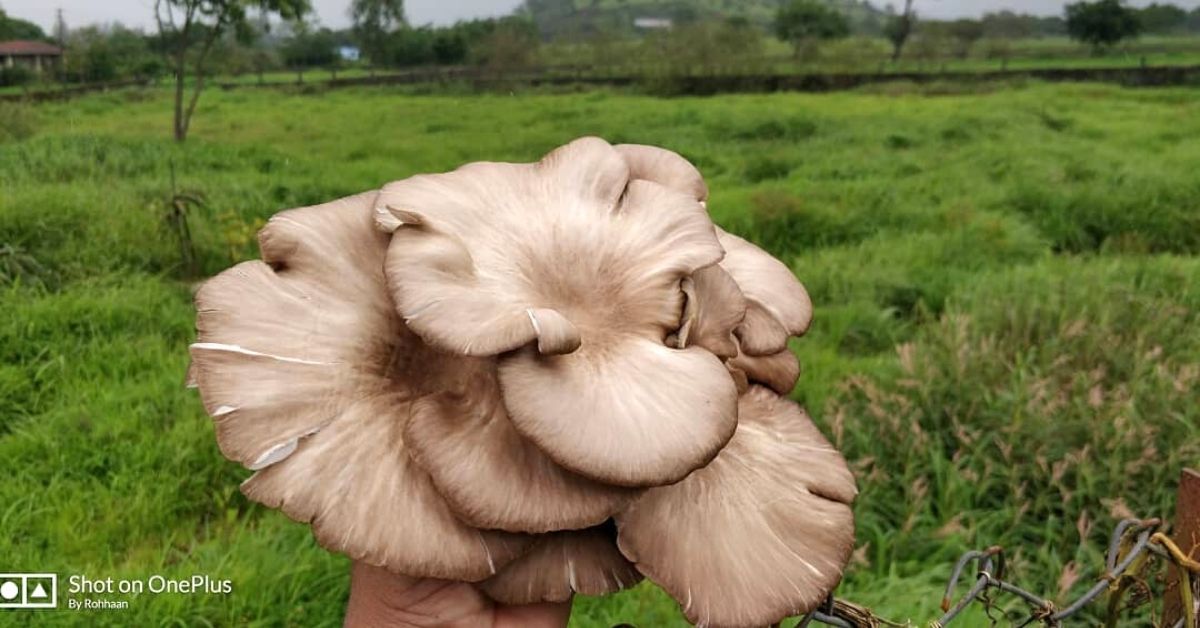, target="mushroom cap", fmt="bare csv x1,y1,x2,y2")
375,137,738,488
716,227,814,351
404,366,639,534
615,386,858,628
190,192,532,580
728,345,802,396
676,264,746,359
242,392,532,581
191,192,399,469
480,522,642,605
614,143,708,203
